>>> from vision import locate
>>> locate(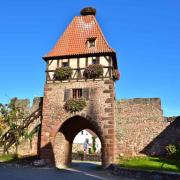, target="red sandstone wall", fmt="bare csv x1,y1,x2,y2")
115,98,171,158
3,96,180,164
41,80,116,167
